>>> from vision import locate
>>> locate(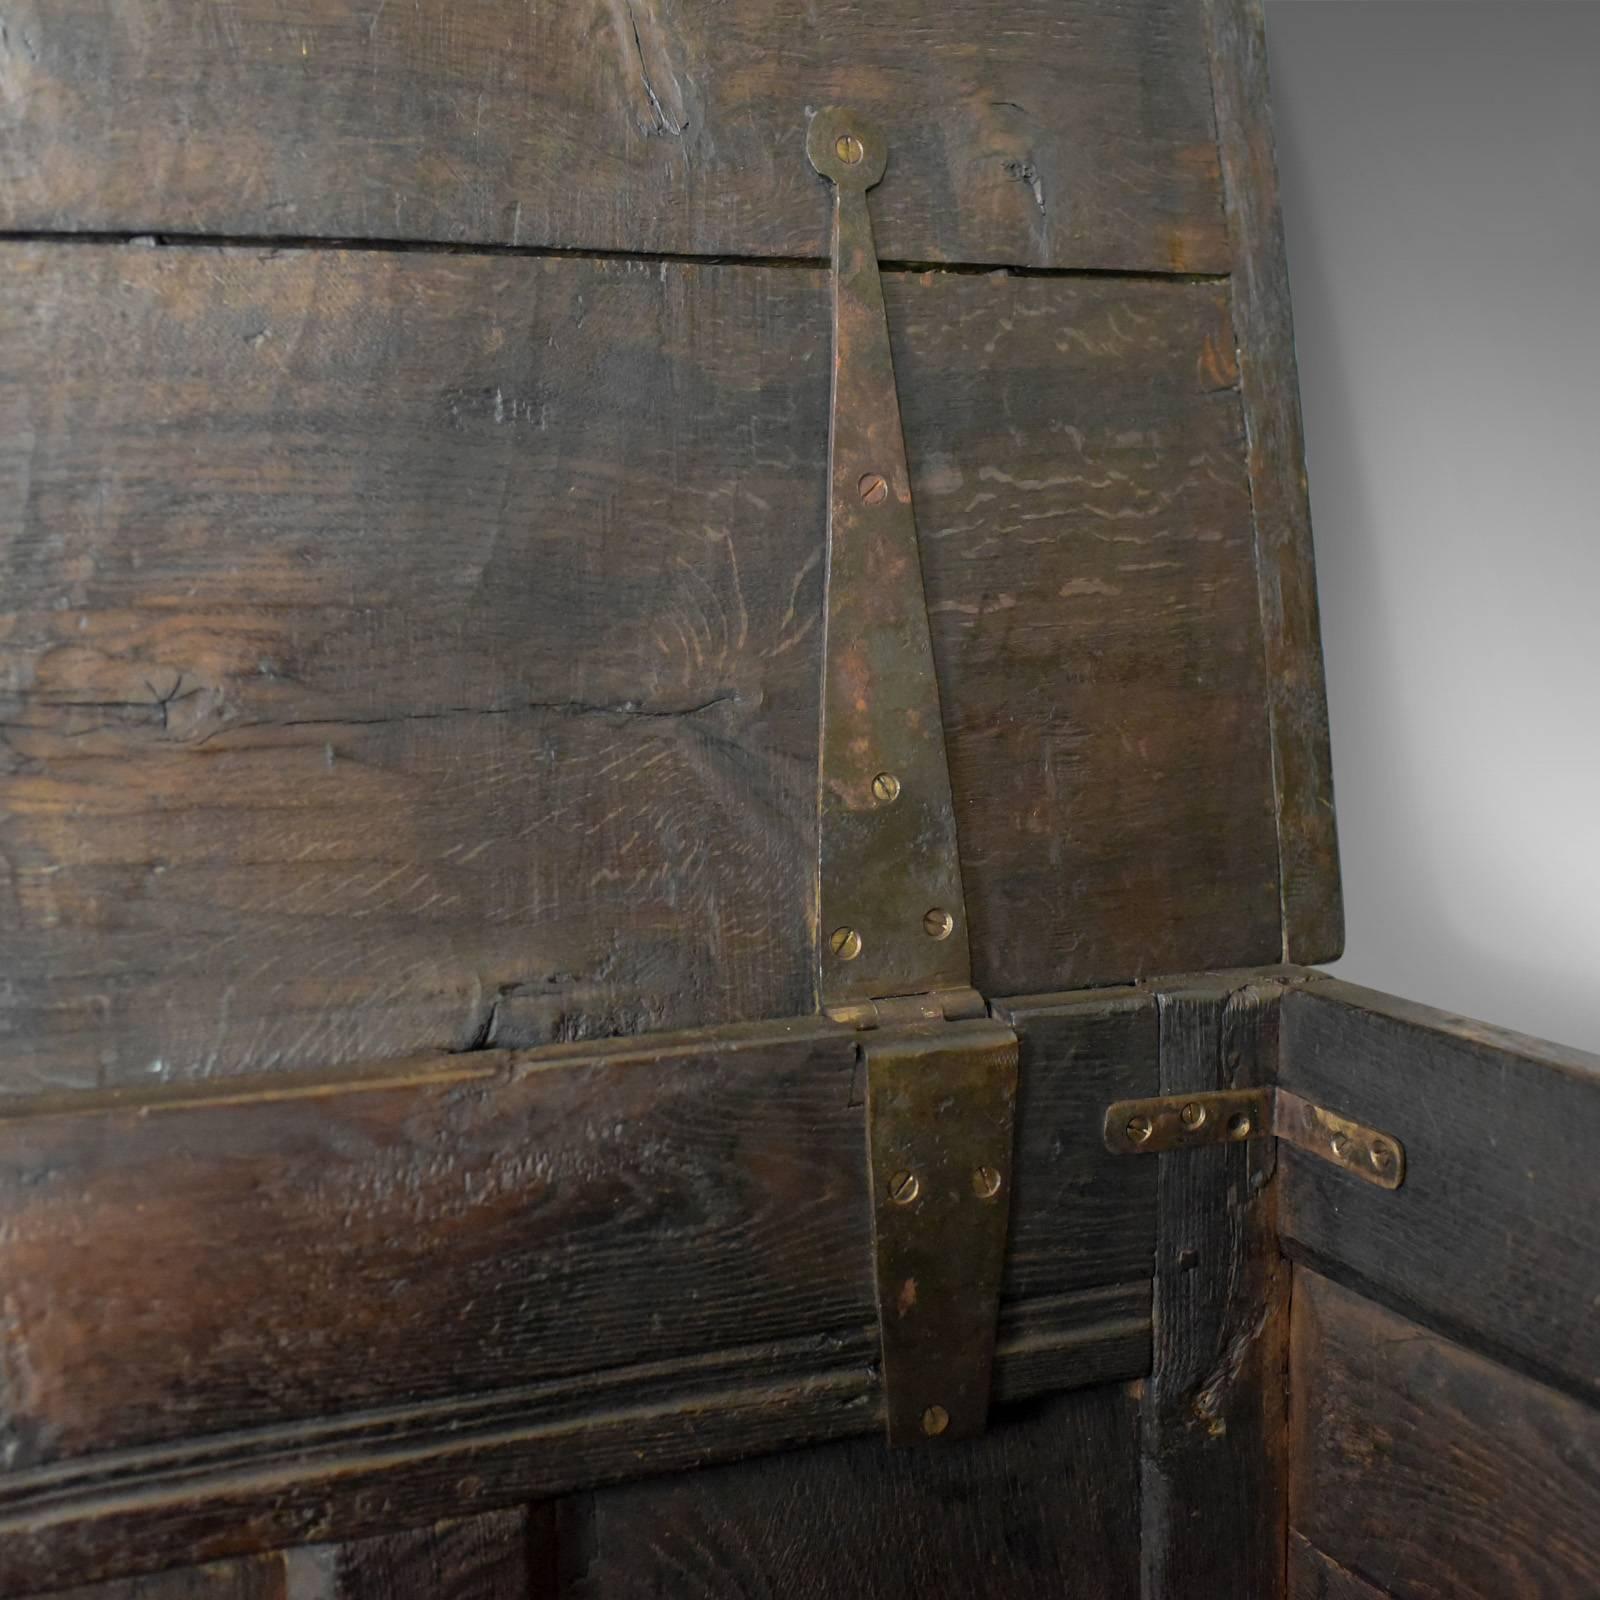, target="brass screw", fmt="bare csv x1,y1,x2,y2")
859,472,889,505
836,132,865,165
1228,1112,1252,1139
1126,1114,1153,1146
1180,1101,1207,1131
921,1404,950,1437
1330,1132,1350,1159
1370,1144,1394,1174
923,907,954,940
972,1165,1003,1200
888,1170,920,1205
872,772,901,804
830,926,862,961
